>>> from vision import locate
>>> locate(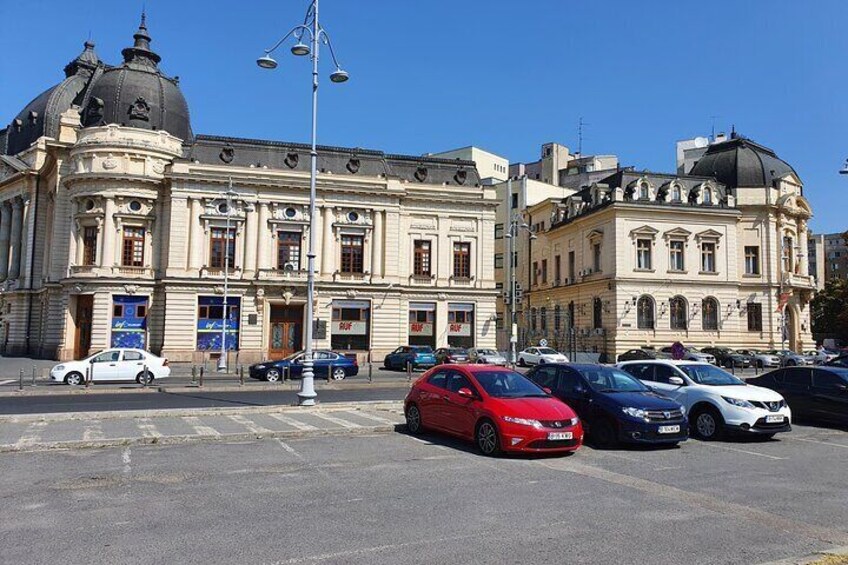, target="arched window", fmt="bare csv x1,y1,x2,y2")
672,185,682,202
639,183,649,200
593,298,603,329
554,305,562,331
702,297,719,331
530,308,537,331
670,296,687,330
540,307,547,332
637,296,654,330
703,188,712,205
